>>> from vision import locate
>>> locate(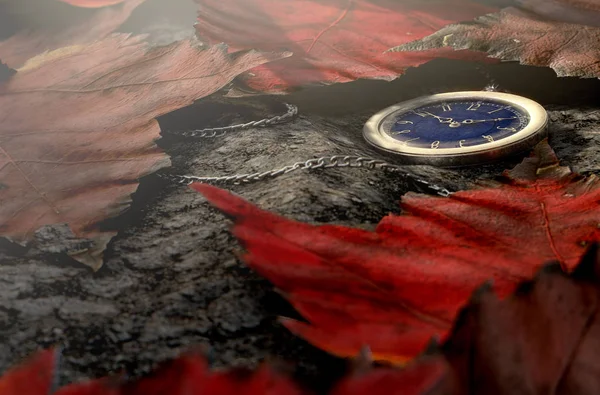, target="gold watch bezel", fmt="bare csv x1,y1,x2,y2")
362,91,548,167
